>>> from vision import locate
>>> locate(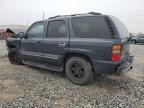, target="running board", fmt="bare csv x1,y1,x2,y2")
23,61,63,72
